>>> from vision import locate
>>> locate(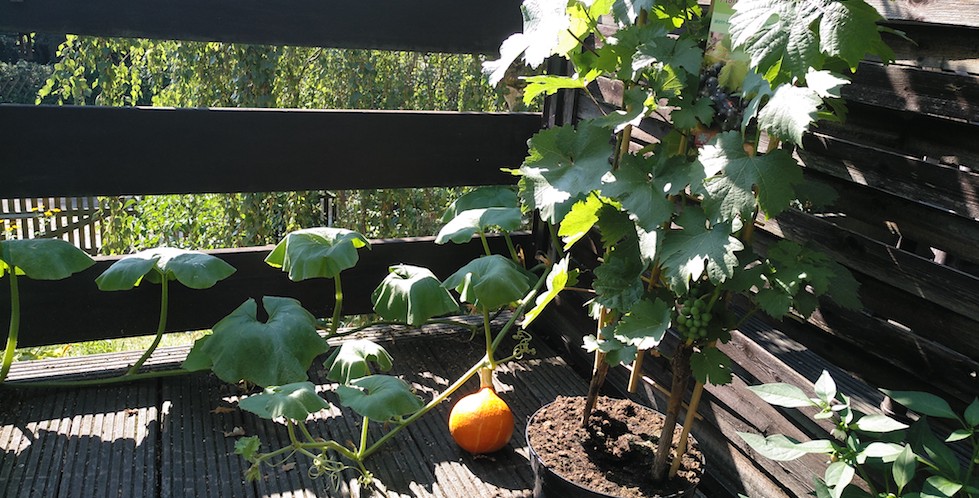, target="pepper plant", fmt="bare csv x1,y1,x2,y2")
741,371,979,498
0,239,94,382
489,0,890,484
